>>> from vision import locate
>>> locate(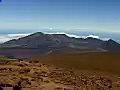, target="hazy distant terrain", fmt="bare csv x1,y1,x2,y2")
0,32,119,58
